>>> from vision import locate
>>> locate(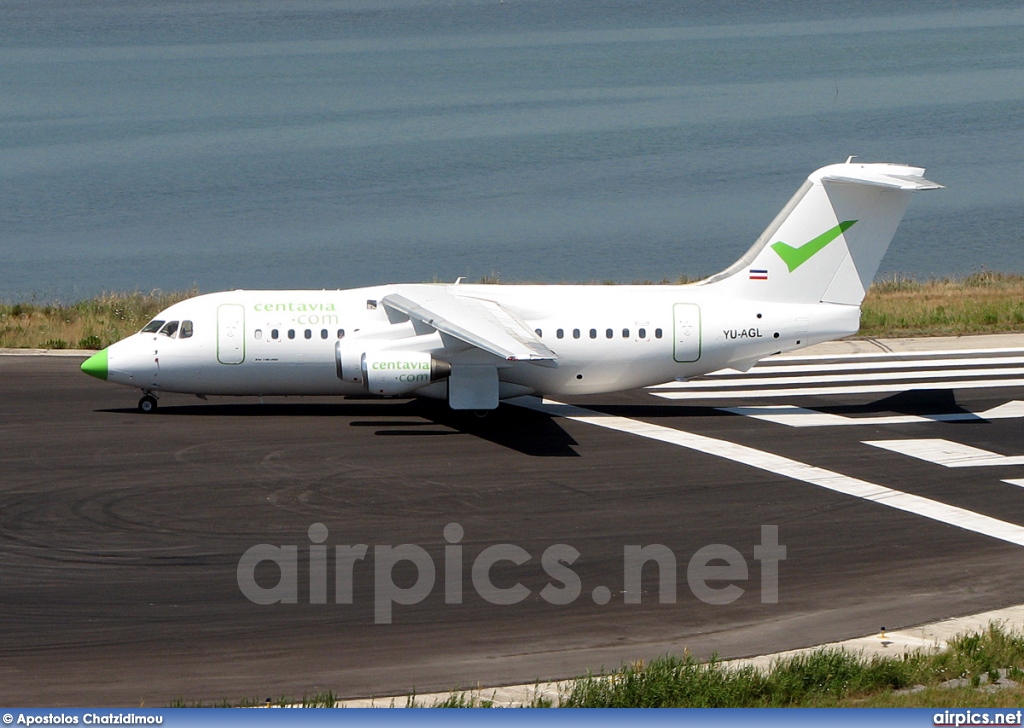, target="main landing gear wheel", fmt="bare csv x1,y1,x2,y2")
138,395,158,413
